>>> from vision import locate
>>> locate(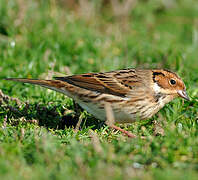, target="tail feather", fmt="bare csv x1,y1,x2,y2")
5,78,68,95
5,78,46,84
